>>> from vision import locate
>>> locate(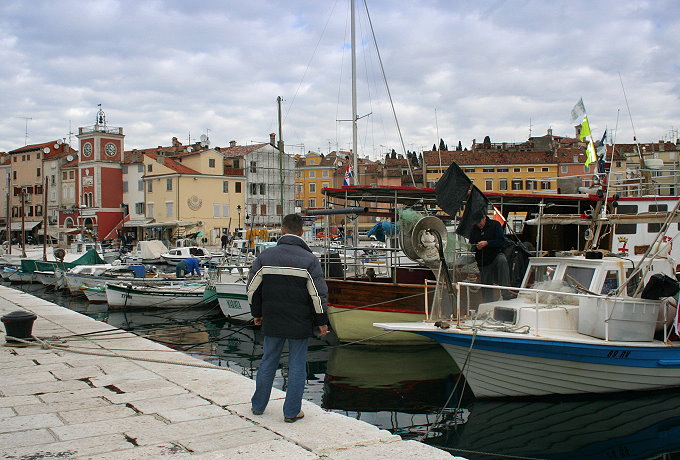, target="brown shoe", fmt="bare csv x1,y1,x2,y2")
284,411,304,423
